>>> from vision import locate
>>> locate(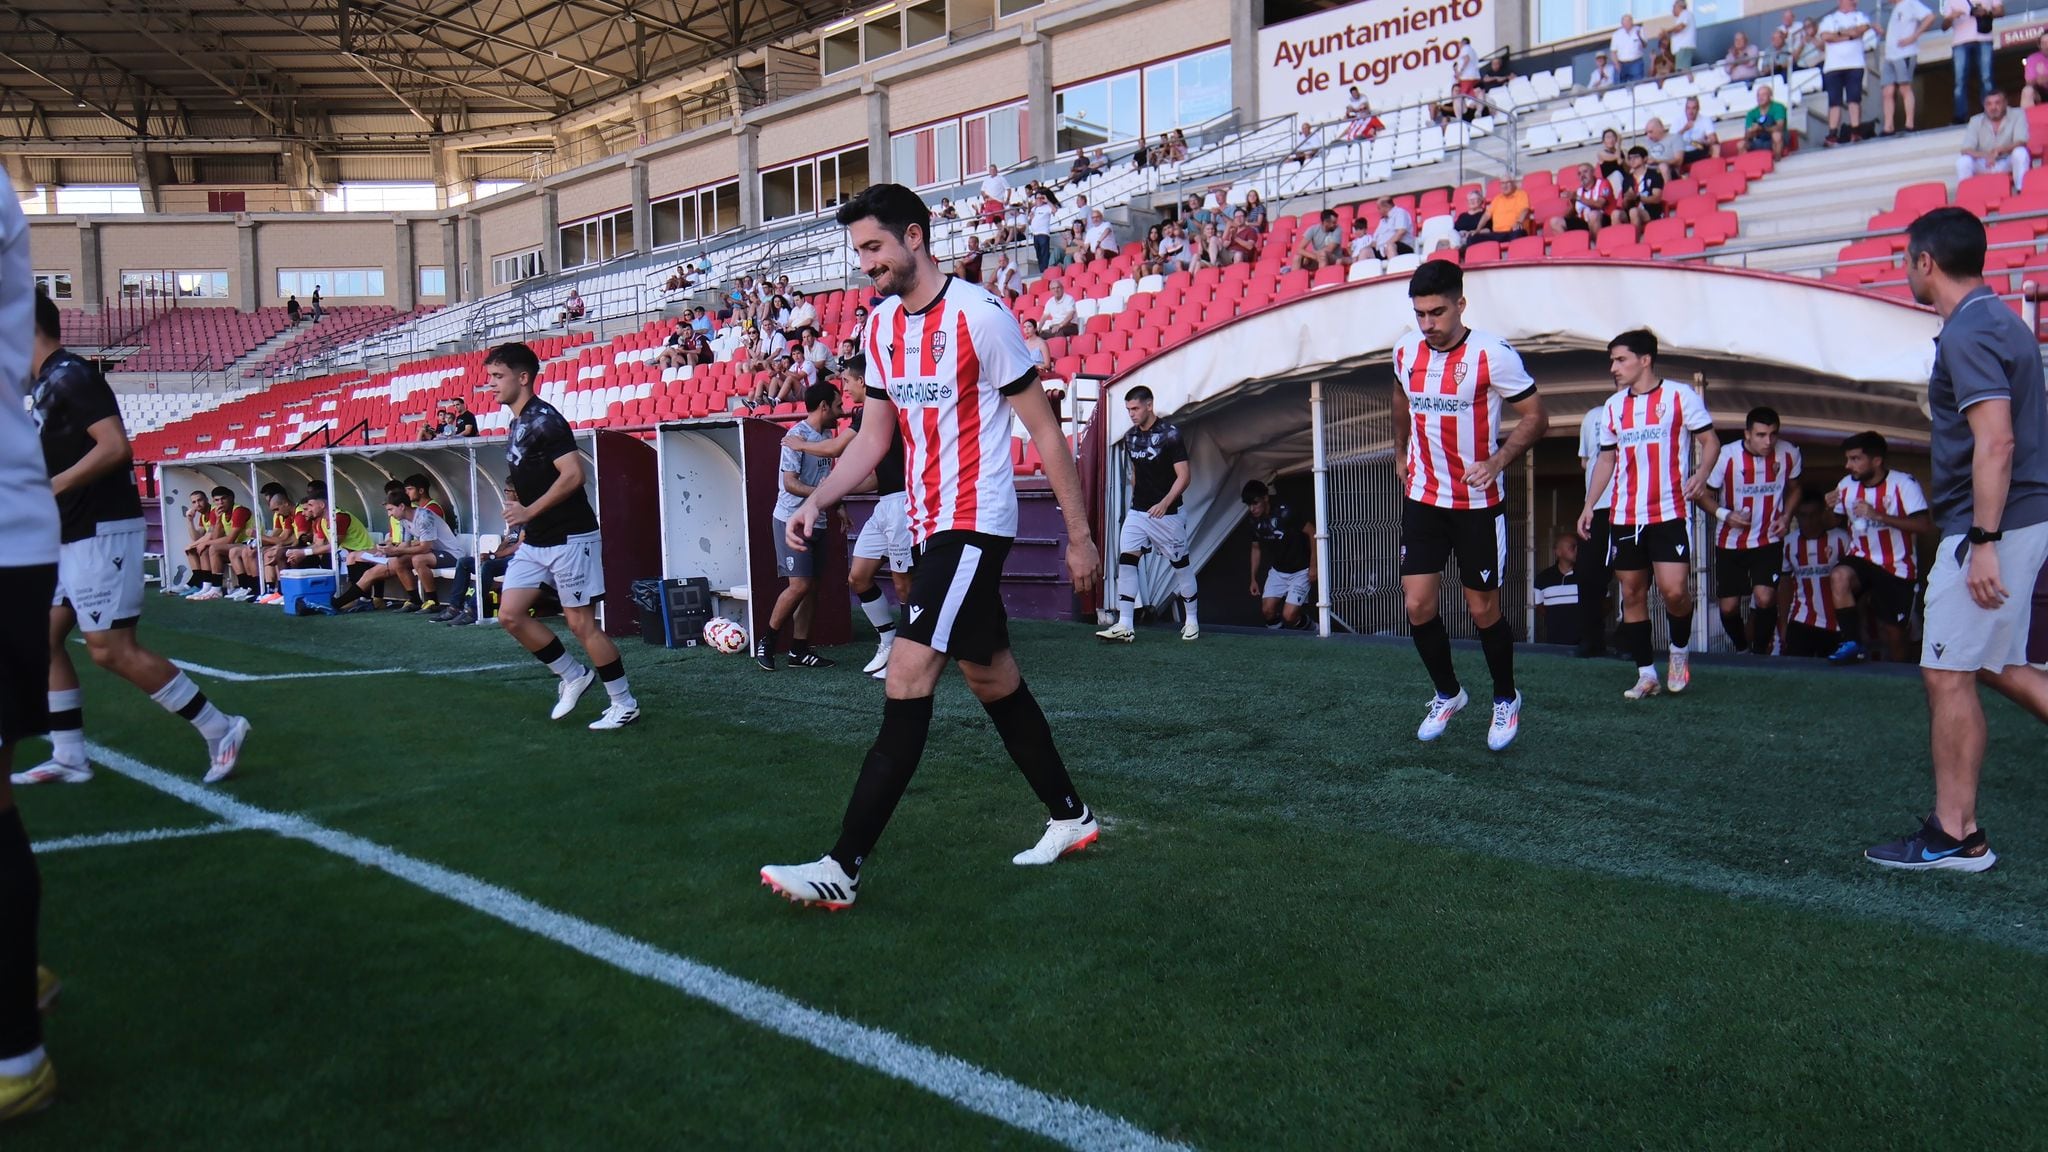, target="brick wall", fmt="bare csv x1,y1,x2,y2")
889,45,1029,129
1049,0,1230,85
648,139,740,199
259,220,399,306
28,221,81,288
557,168,632,223
99,222,241,304
477,196,545,261
758,99,870,167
